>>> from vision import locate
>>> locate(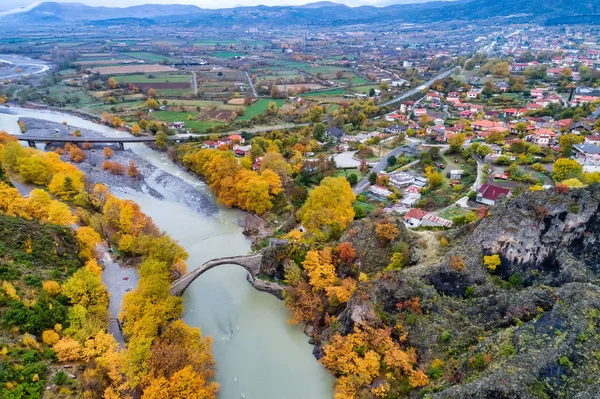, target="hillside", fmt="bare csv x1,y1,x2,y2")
262,185,600,397
1,0,598,26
